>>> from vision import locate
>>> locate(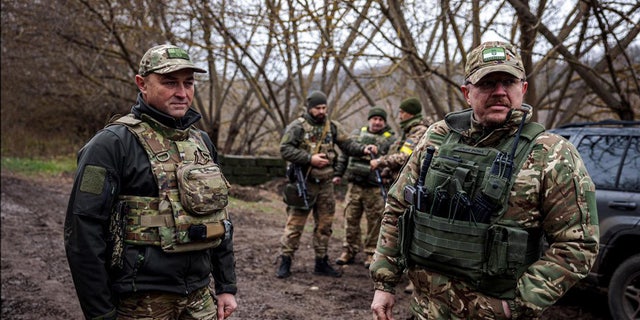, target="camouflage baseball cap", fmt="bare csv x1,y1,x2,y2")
139,44,207,76
465,41,525,84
